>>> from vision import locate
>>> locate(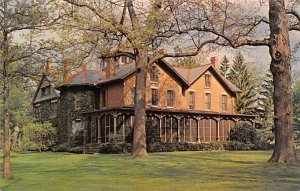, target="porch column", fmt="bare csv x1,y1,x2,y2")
216,118,220,141
176,116,181,142
83,117,87,154
113,113,117,136
170,117,173,143
196,117,201,143
97,116,101,143
122,115,126,142
159,116,162,139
